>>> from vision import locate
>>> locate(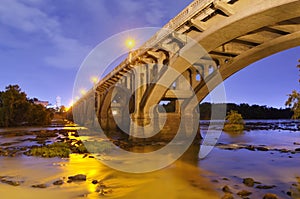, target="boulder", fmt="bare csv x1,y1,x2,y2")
256,185,276,189
263,193,278,199
68,174,86,182
32,184,47,188
237,190,252,197
53,179,64,185
243,178,254,187
222,185,232,193
221,193,234,199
